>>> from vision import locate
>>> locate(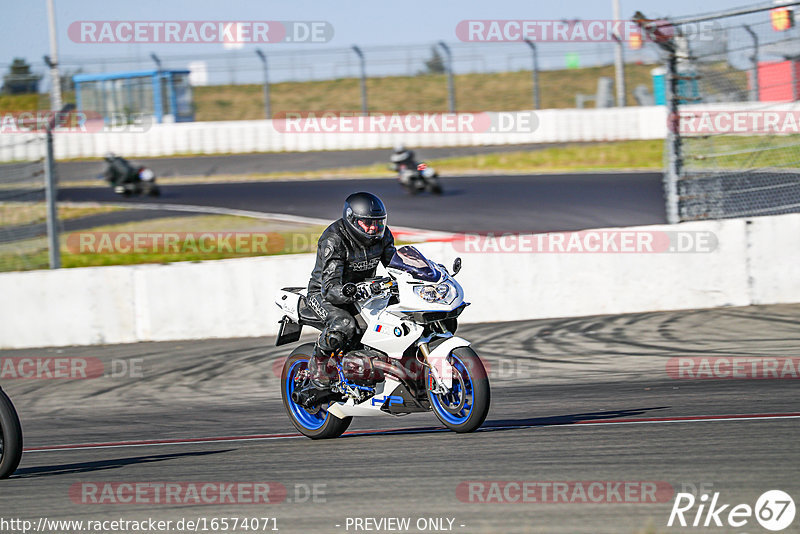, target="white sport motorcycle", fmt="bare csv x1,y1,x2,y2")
275,245,490,439
395,162,443,195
